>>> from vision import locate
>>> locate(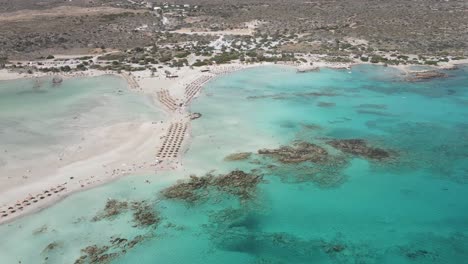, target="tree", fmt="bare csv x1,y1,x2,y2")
77,64,86,71
60,65,71,72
